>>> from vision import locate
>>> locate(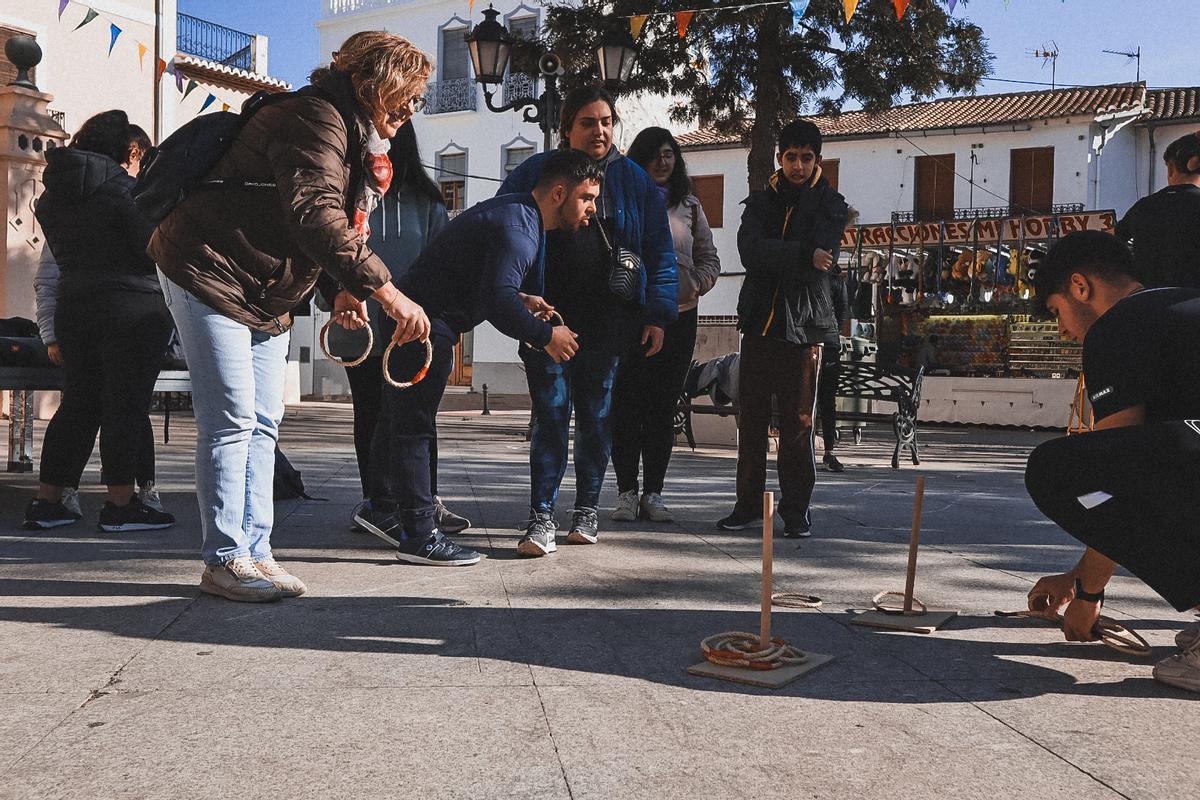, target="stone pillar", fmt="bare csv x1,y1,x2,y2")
1,36,67,469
